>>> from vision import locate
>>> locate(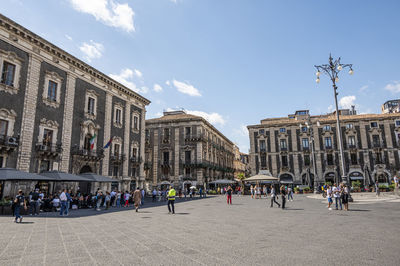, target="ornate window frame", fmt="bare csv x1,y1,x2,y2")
80,120,101,150
132,111,140,133
0,108,17,136
113,102,124,129
131,141,139,158
0,49,23,95
0,154,6,167
84,89,98,120
112,136,123,155
42,71,63,108
37,118,59,145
